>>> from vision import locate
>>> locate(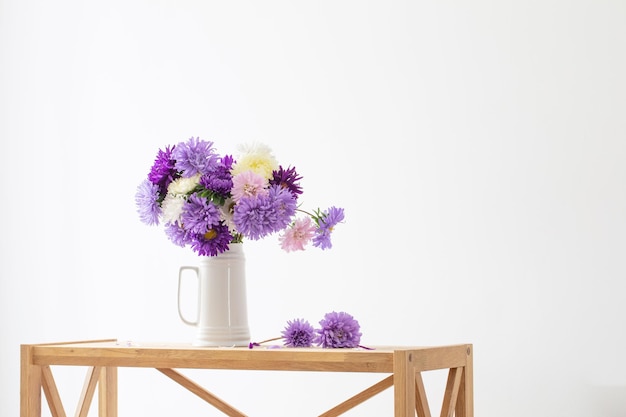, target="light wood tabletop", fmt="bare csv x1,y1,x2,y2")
21,339,473,417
